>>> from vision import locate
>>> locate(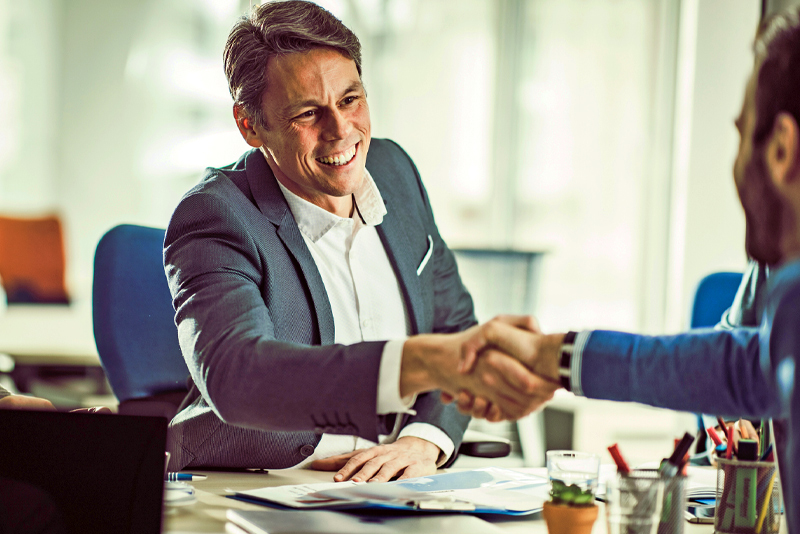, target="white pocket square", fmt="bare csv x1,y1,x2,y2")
416,235,433,276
